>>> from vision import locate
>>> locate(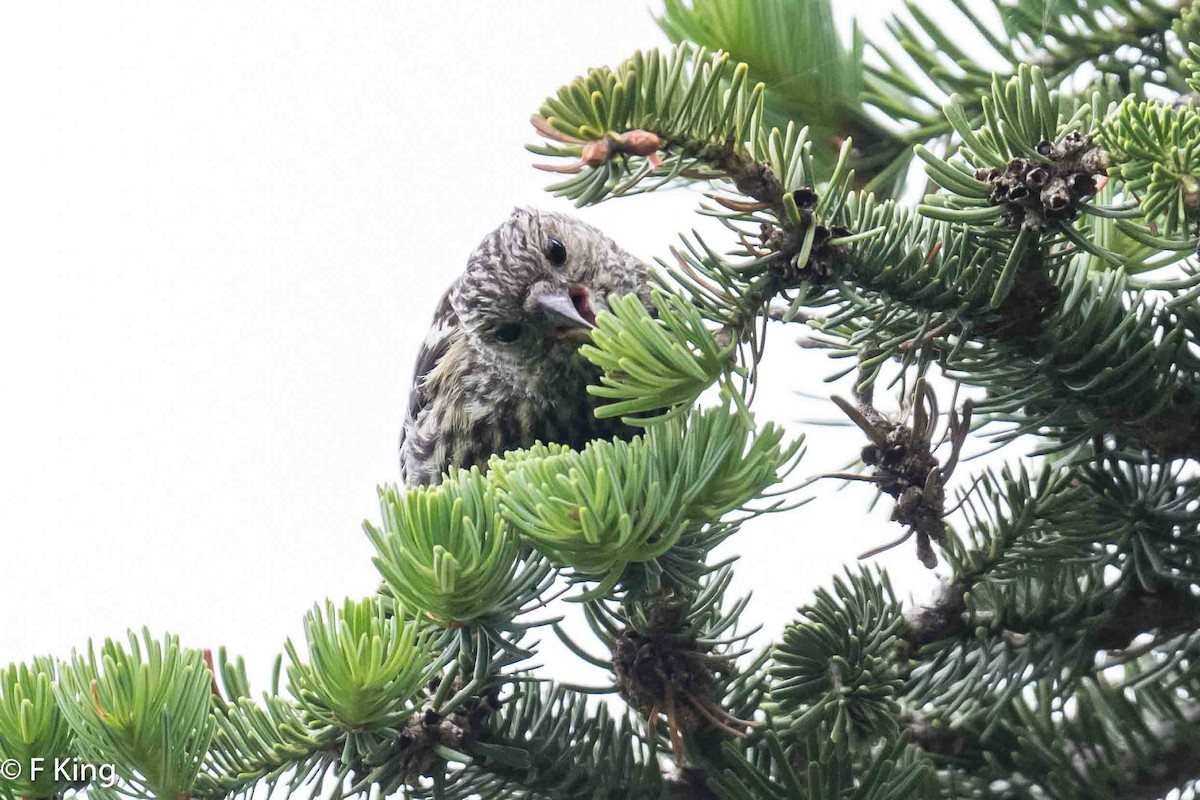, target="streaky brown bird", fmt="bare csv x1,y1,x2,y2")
399,208,650,486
